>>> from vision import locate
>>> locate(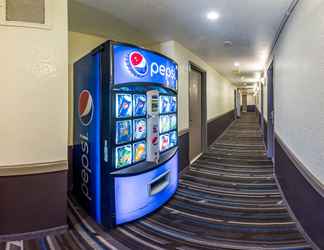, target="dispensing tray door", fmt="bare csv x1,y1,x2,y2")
148,171,170,196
